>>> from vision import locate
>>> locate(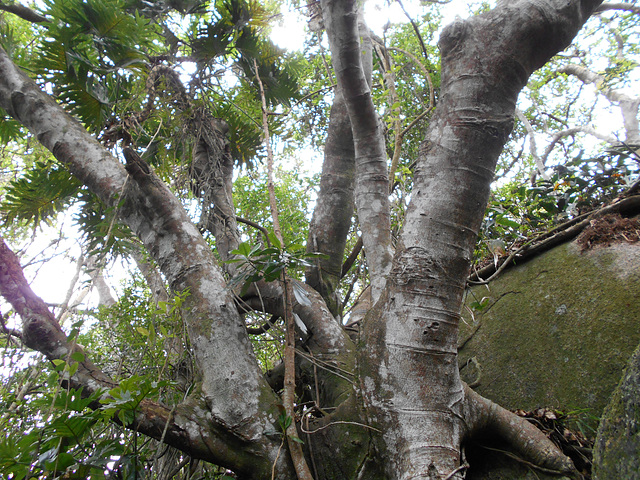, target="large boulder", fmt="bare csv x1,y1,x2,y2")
458,239,640,479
